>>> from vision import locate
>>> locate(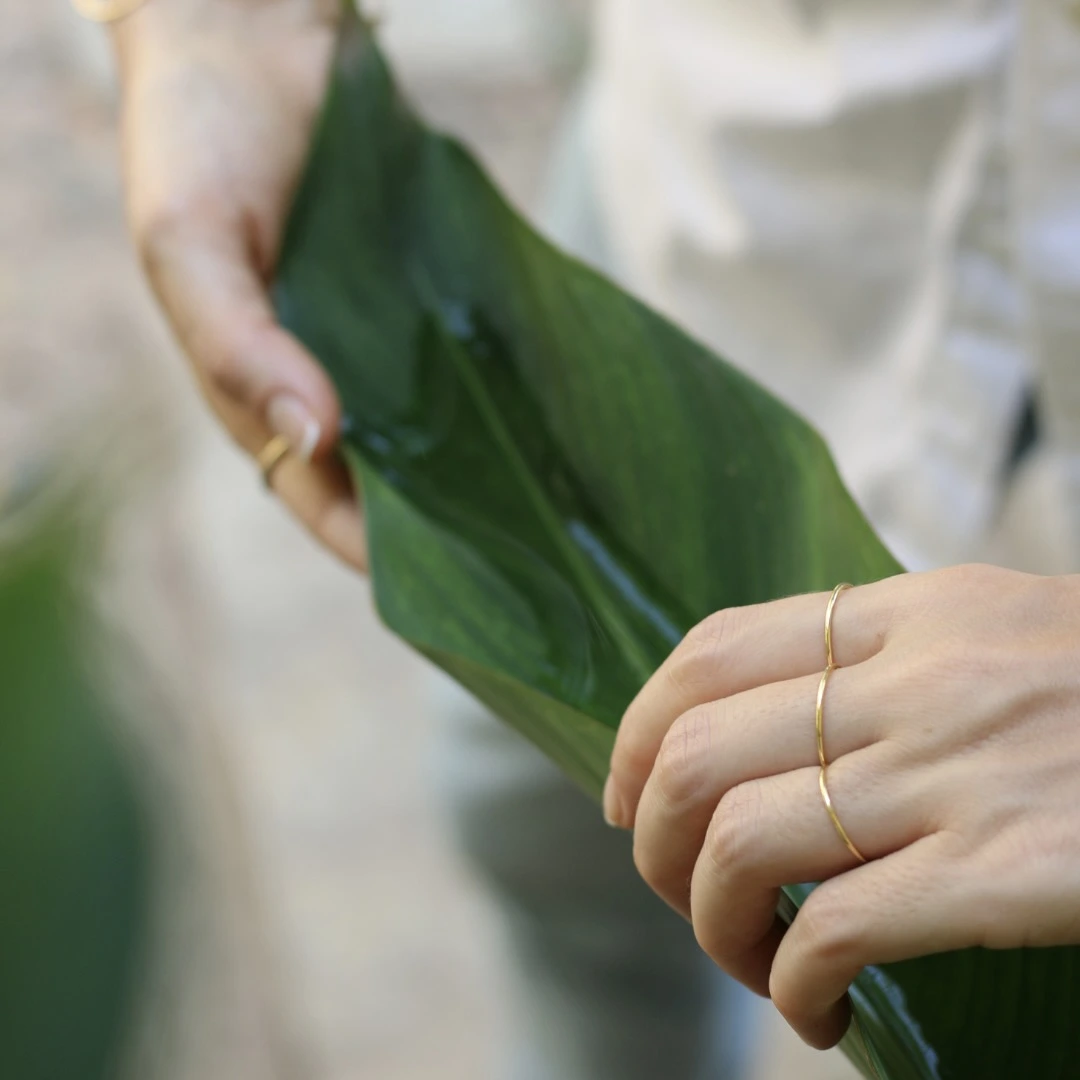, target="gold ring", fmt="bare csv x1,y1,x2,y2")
824,582,852,668
71,0,152,23
818,767,866,864
815,663,838,769
257,434,291,490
